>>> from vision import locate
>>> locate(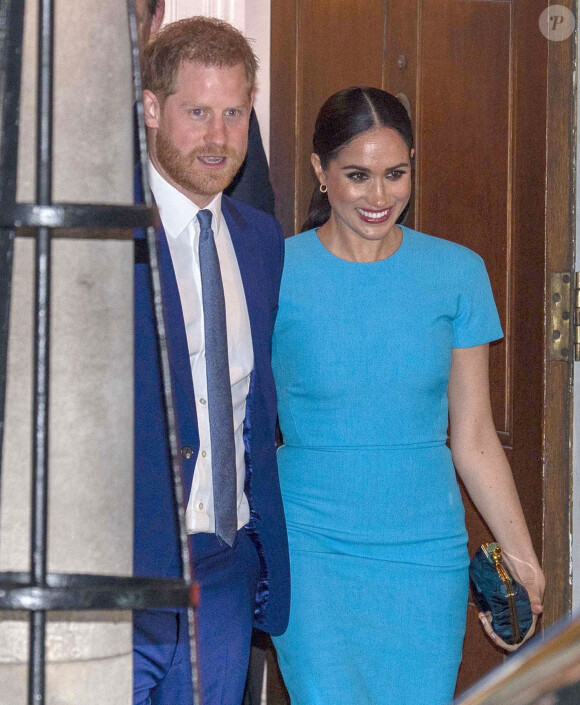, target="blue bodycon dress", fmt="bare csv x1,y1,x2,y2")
271,226,503,705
